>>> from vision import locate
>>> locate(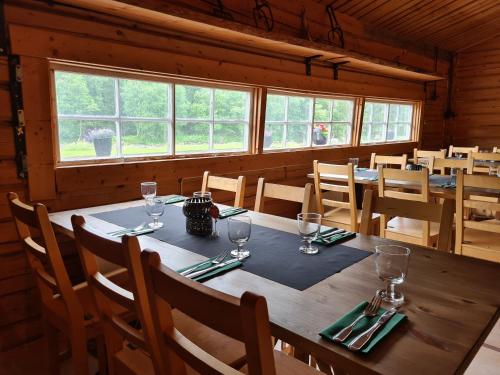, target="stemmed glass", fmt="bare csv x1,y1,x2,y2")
141,182,157,199
145,197,165,229
374,245,410,305
228,216,251,259
456,152,463,159
297,213,322,255
450,167,457,185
